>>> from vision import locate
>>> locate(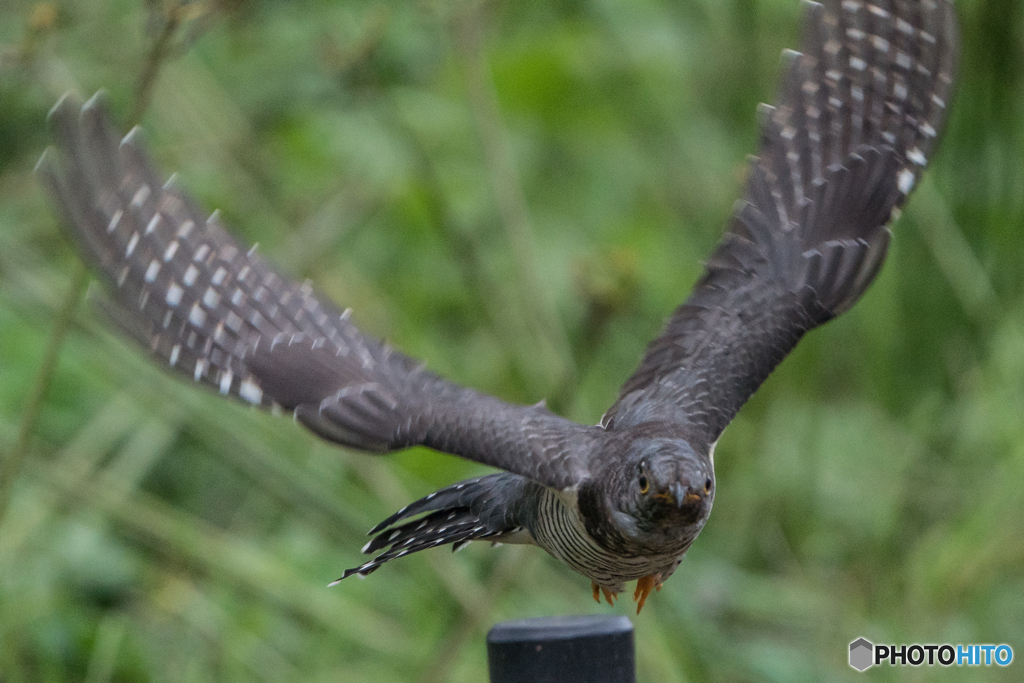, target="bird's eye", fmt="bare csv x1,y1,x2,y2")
638,474,649,494
704,477,712,493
